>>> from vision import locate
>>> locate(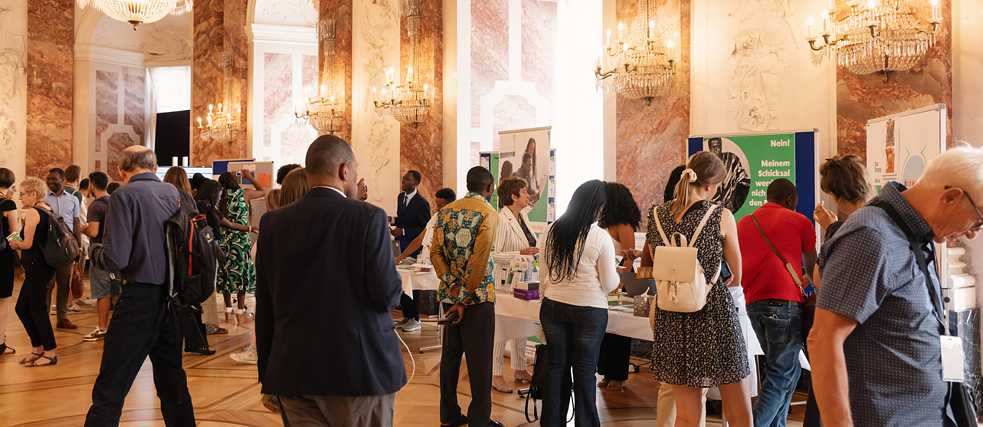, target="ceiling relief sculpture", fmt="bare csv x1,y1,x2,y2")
91,13,192,61
727,0,798,132
256,0,319,27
